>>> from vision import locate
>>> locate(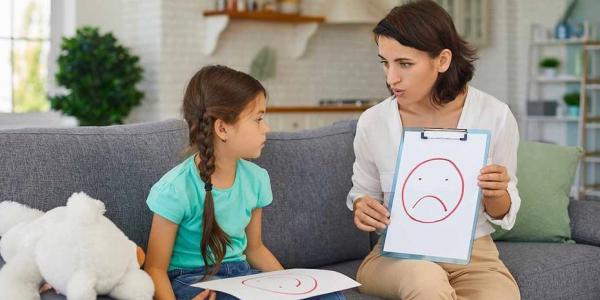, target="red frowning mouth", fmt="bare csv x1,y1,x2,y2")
412,195,448,212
